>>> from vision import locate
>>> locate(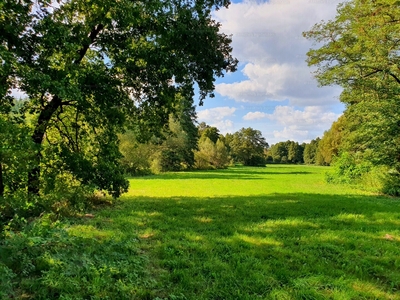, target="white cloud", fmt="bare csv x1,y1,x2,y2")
264,105,340,143
197,106,236,133
213,0,342,106
197,106,236,122
212,120,235,134
243,111,268,120
273,127,309,141
267,105,338,129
